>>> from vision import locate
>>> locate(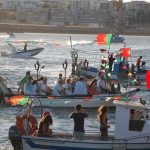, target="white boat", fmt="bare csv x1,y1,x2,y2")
30,87,139,108
1,44,44,58
21,99,150,150
1,47,44,58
